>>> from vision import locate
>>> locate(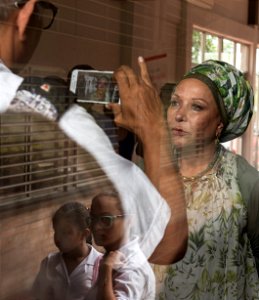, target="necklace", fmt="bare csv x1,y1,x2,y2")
179,145,221,182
